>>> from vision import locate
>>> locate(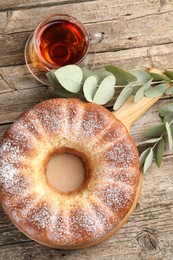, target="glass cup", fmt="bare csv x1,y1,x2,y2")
25,14,99,85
